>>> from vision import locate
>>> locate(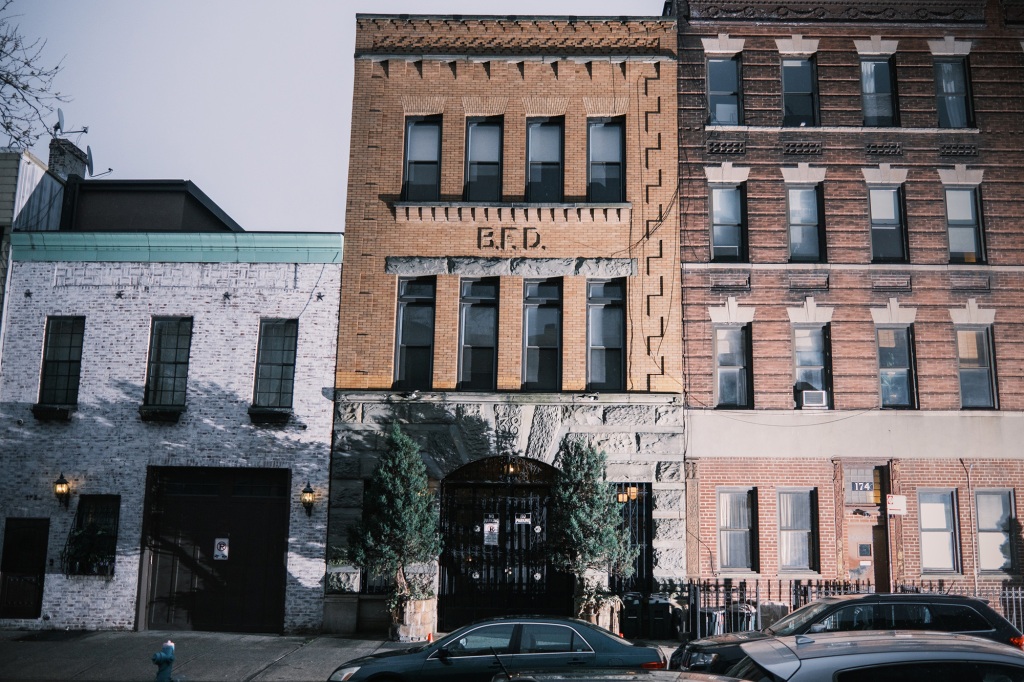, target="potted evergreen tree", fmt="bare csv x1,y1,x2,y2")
346,423,442,640
548,437,639,623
